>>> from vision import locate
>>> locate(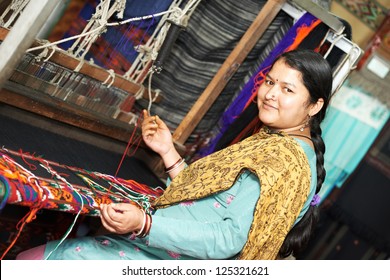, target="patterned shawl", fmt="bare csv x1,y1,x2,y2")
153,128,311,259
